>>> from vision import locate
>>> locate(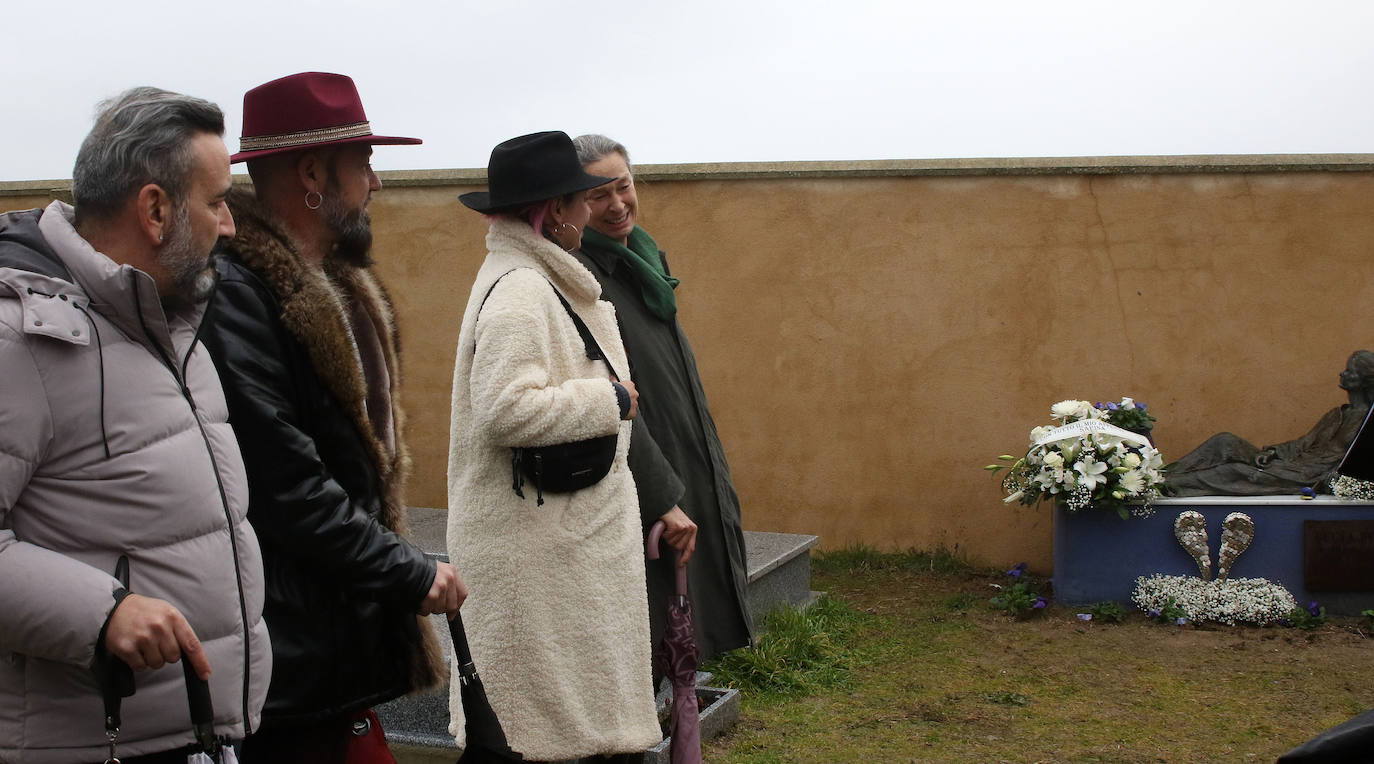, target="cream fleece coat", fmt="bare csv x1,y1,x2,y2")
446,218,660,760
